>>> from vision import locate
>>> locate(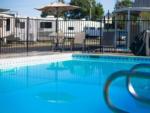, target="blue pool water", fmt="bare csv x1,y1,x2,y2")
0,55,150,113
